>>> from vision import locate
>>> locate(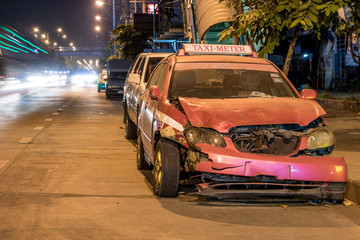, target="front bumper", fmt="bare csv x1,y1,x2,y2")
106,87,124,95
194,139,347,183
191,139,347,200
98,83,105,90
